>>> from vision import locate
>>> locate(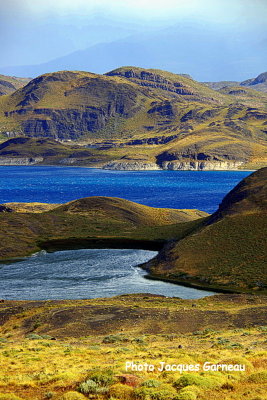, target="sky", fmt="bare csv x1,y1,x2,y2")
0,0,266,80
